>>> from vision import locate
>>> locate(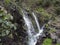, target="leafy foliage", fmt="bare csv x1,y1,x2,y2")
0,6,16,37
43,38,52,45
36,7,52,21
